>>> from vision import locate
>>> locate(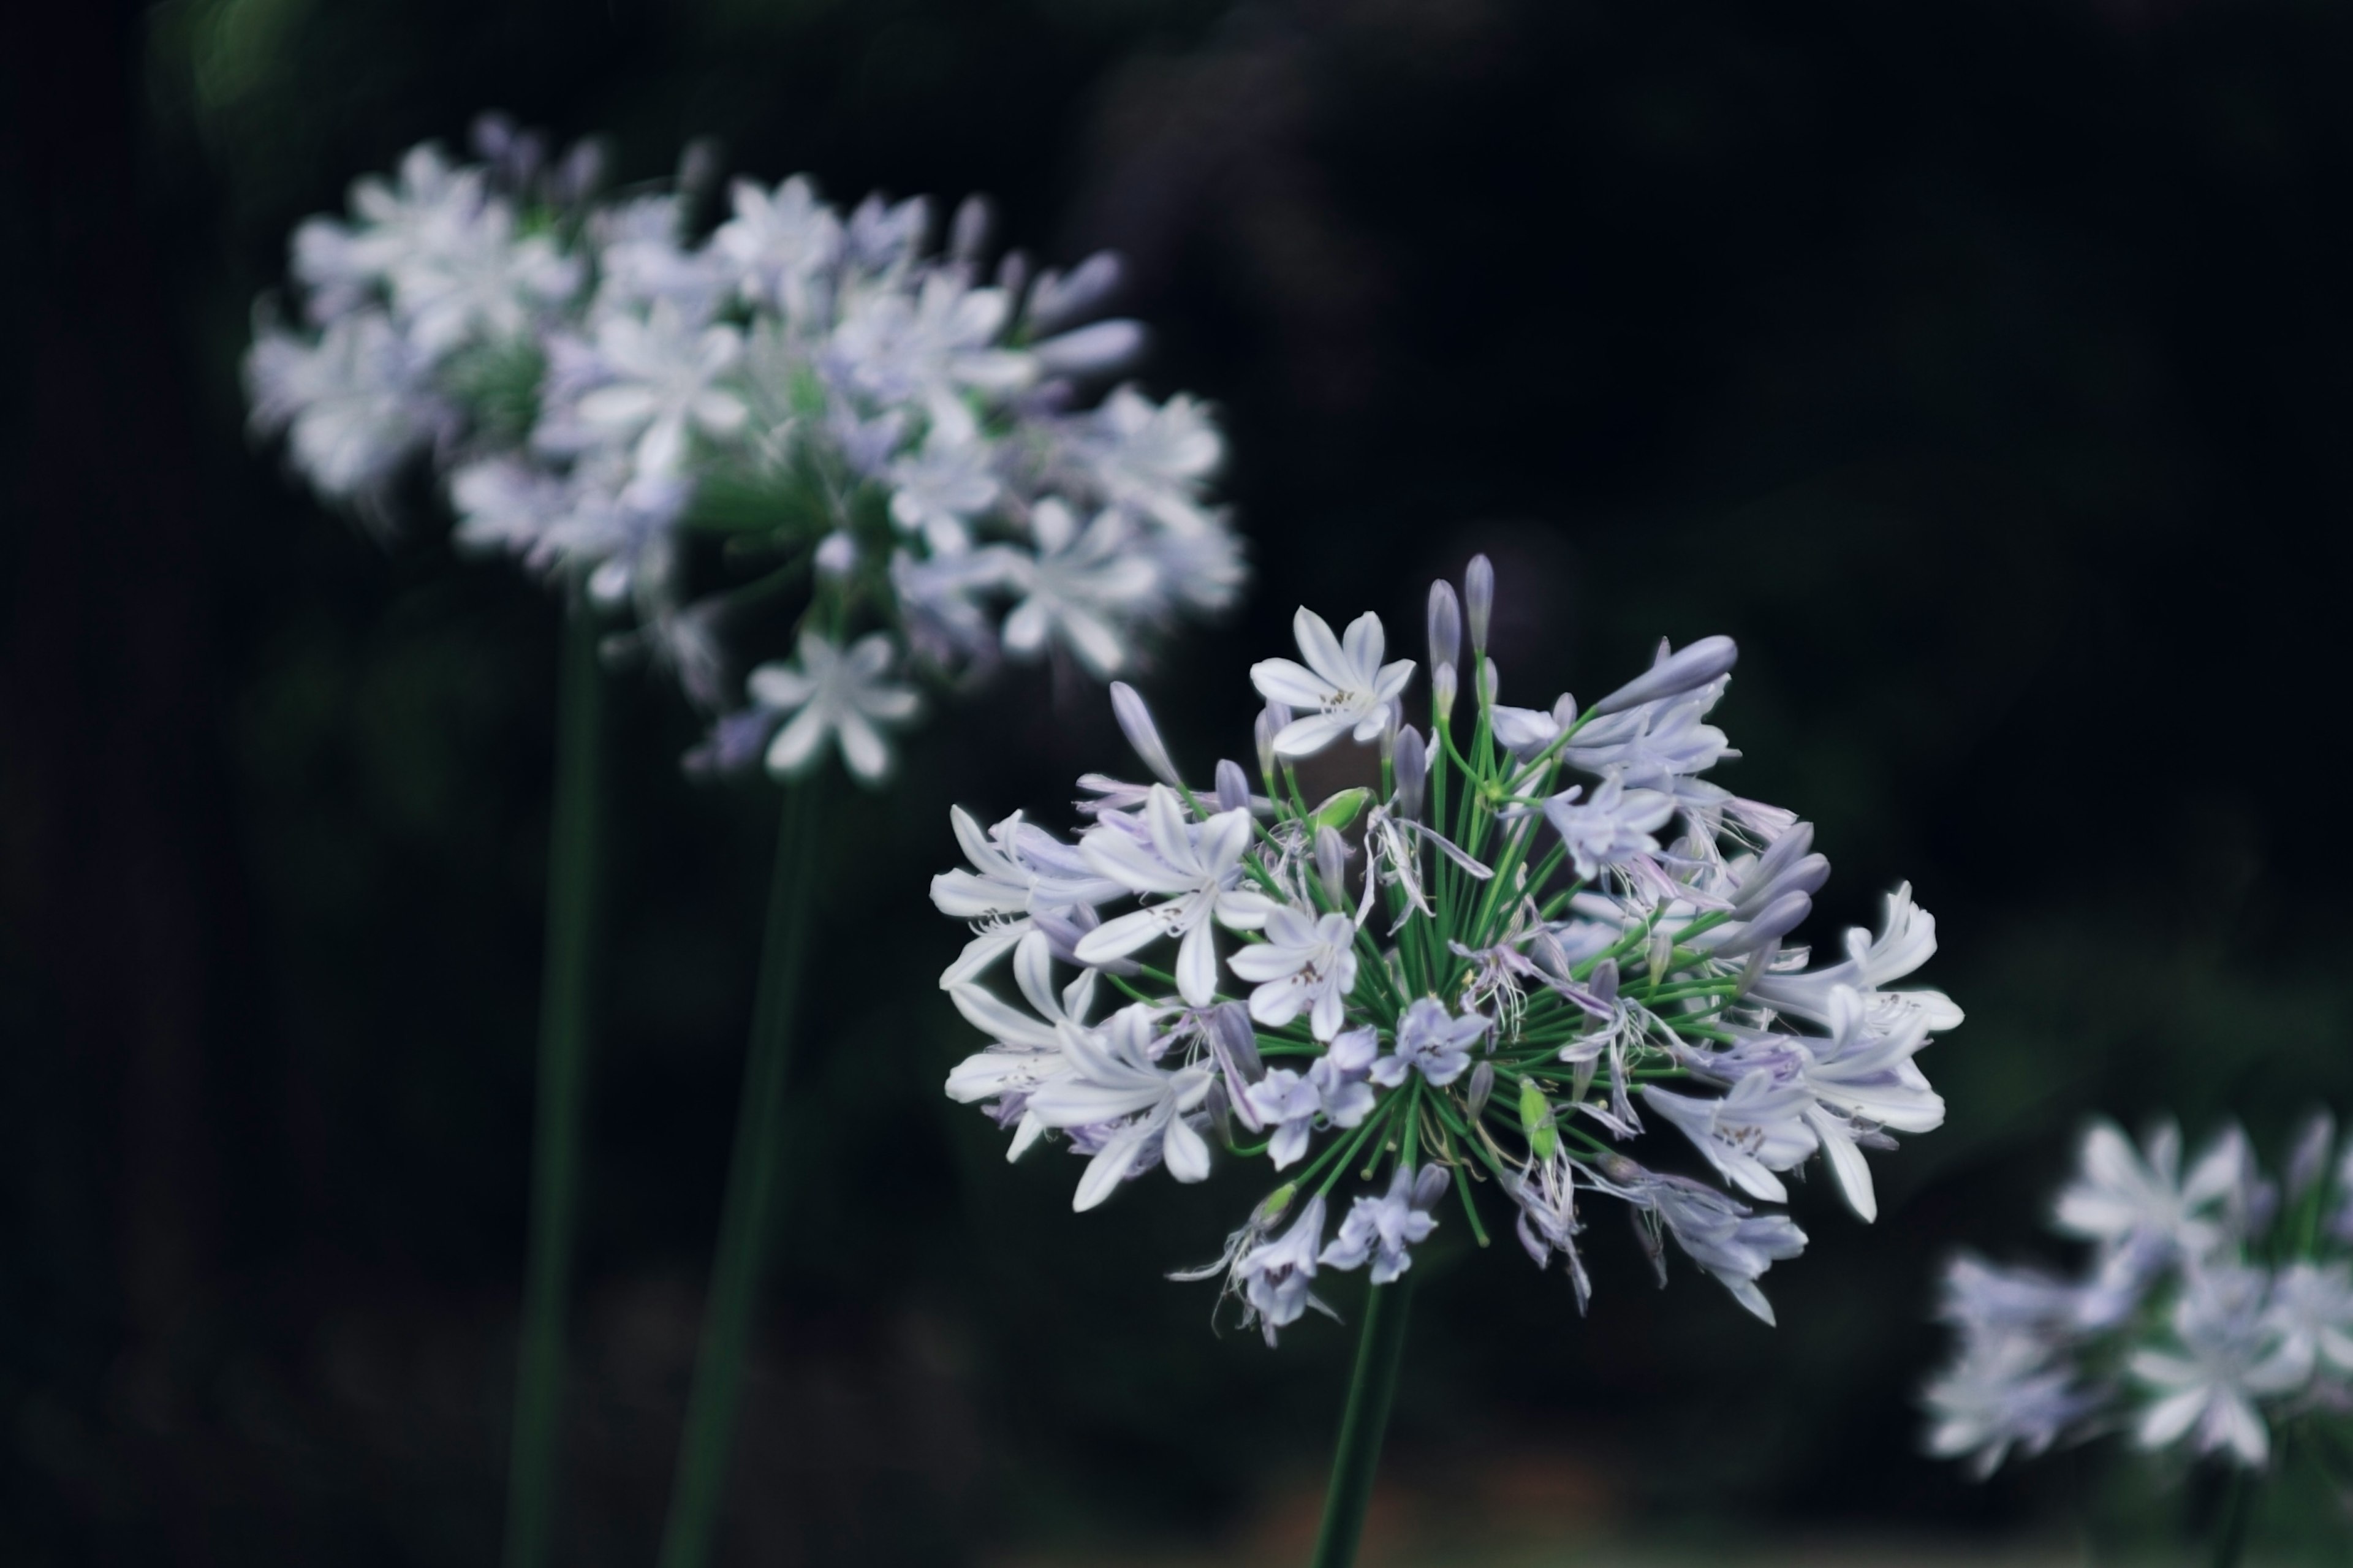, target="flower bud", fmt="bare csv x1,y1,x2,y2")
1431,662,1457,725
1316,825,1350,907
1255,701,1290,778
1479,659,1499,710
1110,681,1181,787
1208,1000,1264,1084
1589,634,1739,718
1427,580,1462,673
1256,1183,1297,1225
1550,692,1577,732
1311,787,1369,833
1464,1059,1495,1120
1705,891,1811,958
1392,727,1428,820
1215,758,1251,814
814,529,858,578
1518,1077,1548,1134
1464,555,1495,653
1411,1164,1451,1211
950,194,995,262
2287,1109,2338,1202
